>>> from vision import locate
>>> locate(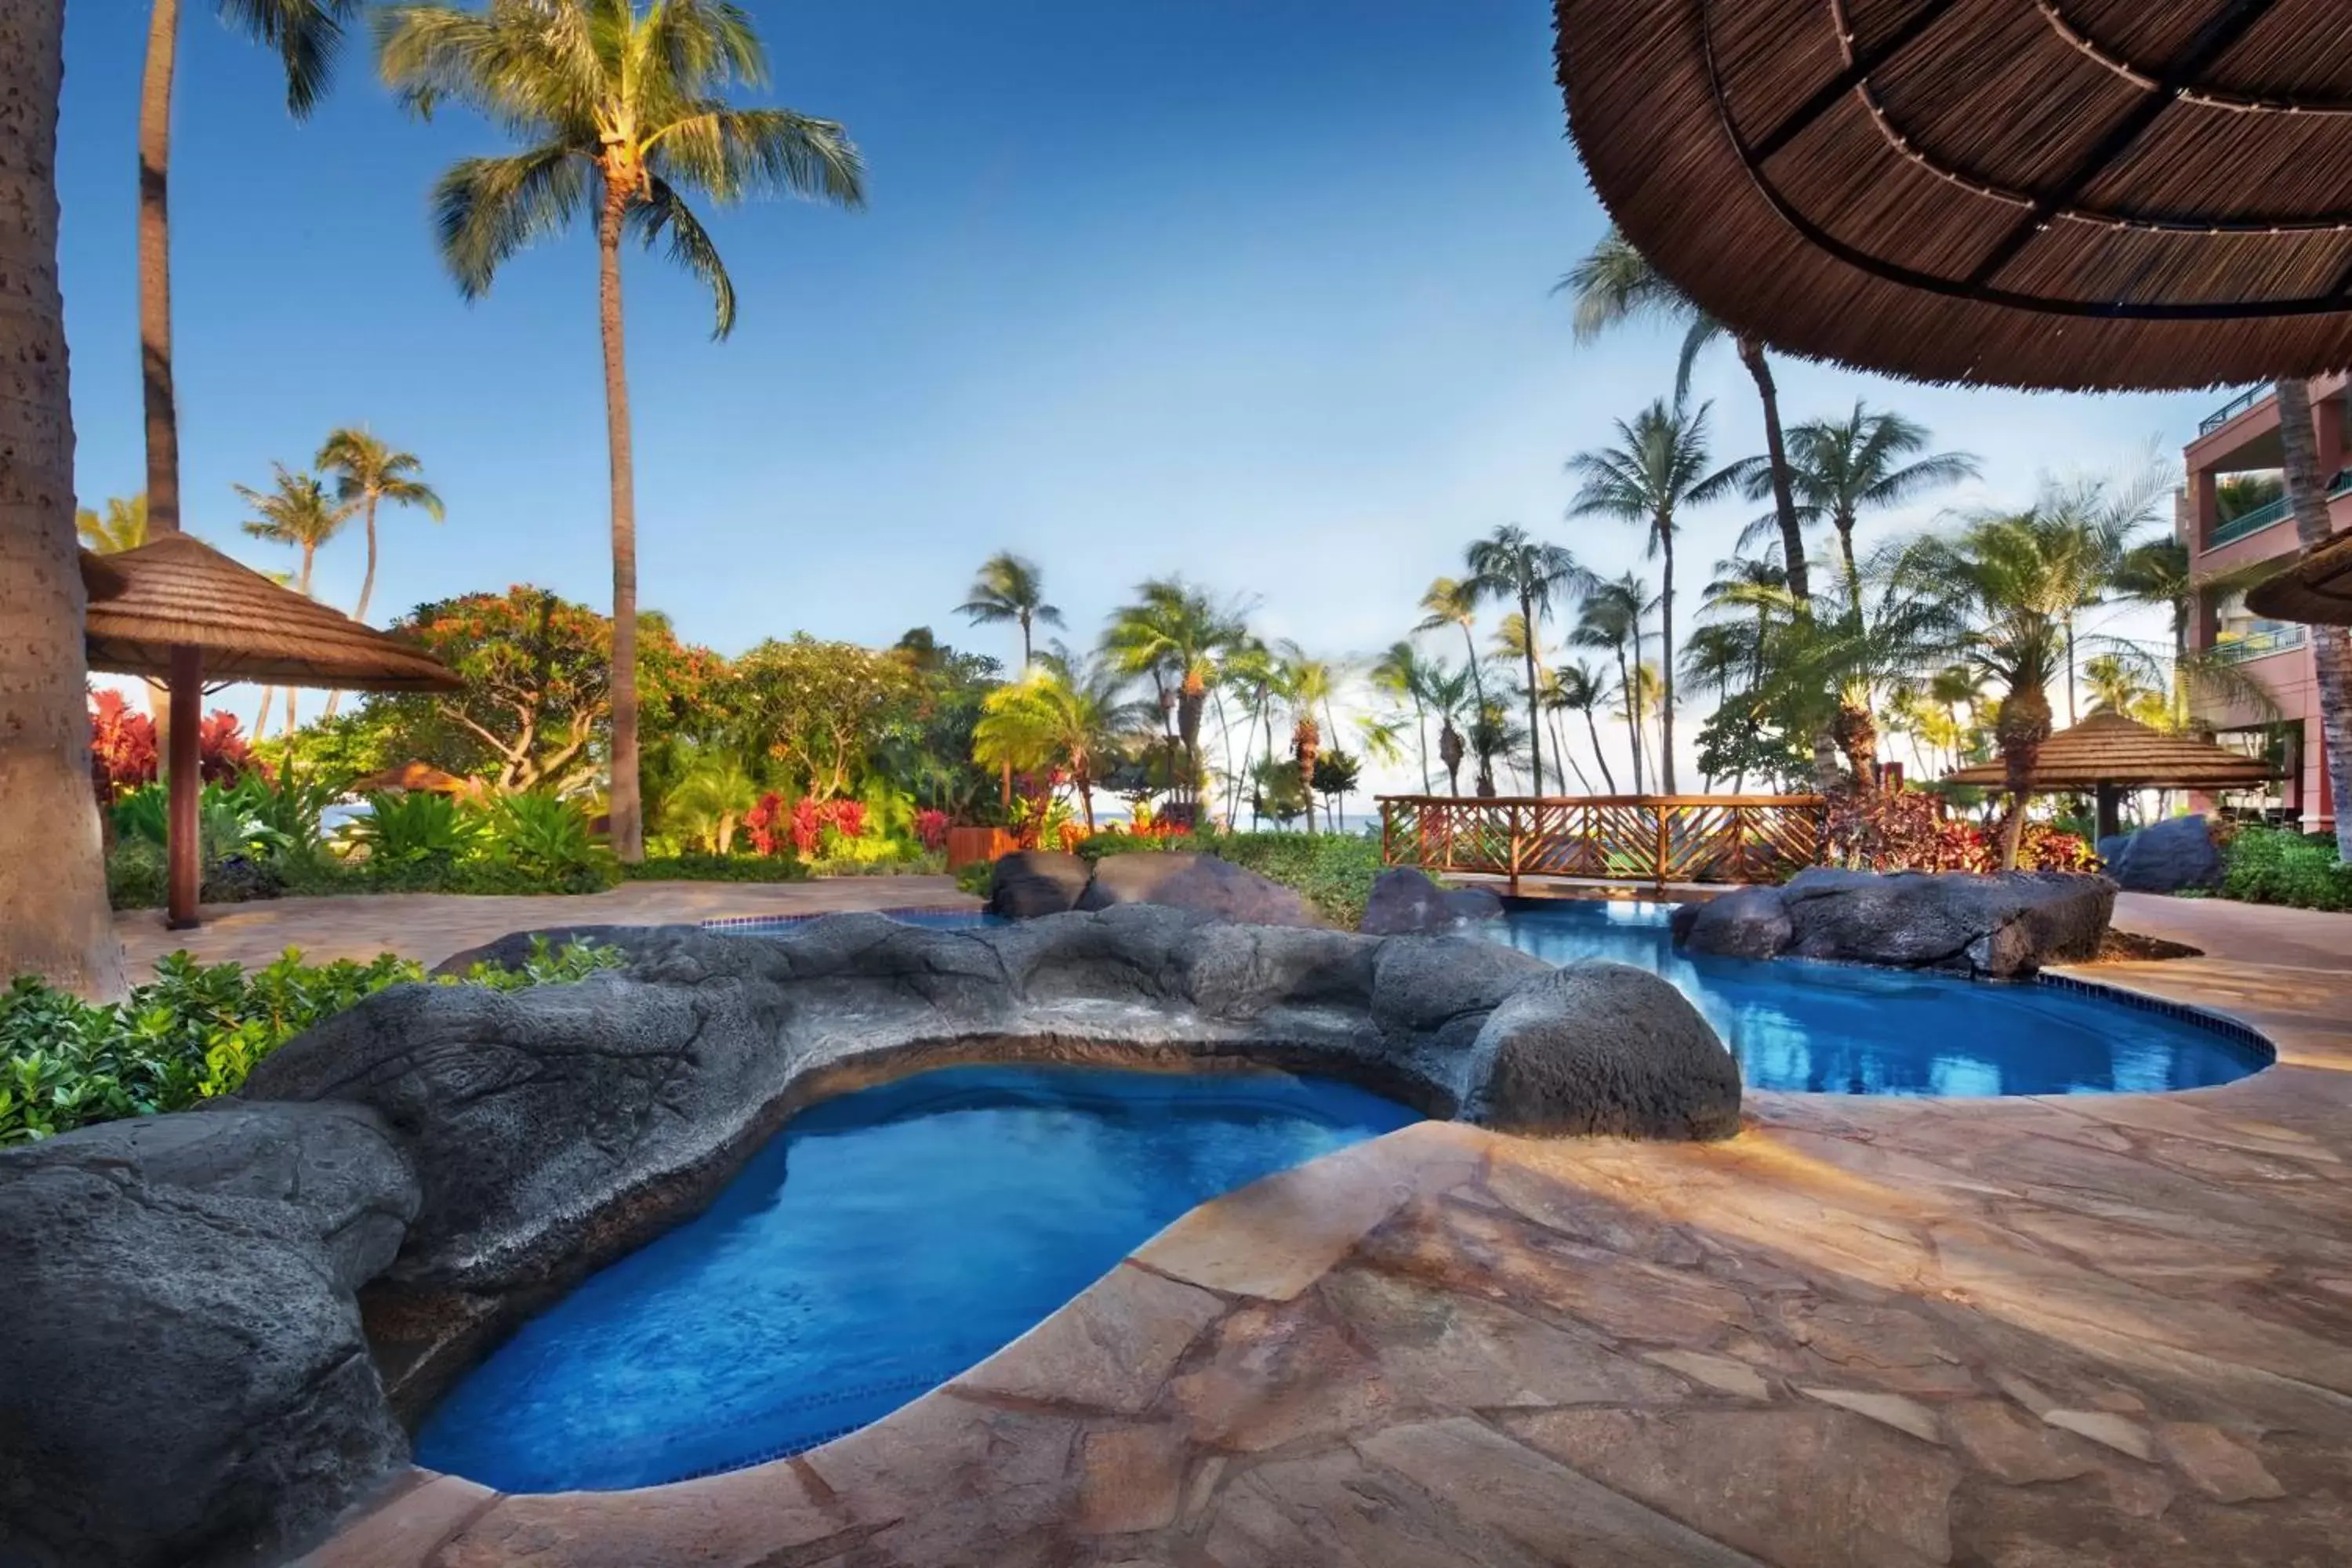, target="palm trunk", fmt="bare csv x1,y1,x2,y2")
1582,706,1617,793
2064,618,2078,726
137,0,182,537
1616,646,1643,793
252,688,274,741
1459,623,1485,708
282,540,317,736
599,186,644,861
1737,335,1809,607
323,492,382,720
1,0,125,995
1412,694,1430,793
1658,530,1679,793
1519,592,1544,795
1835,517,1863,612
2275,376,2352,858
